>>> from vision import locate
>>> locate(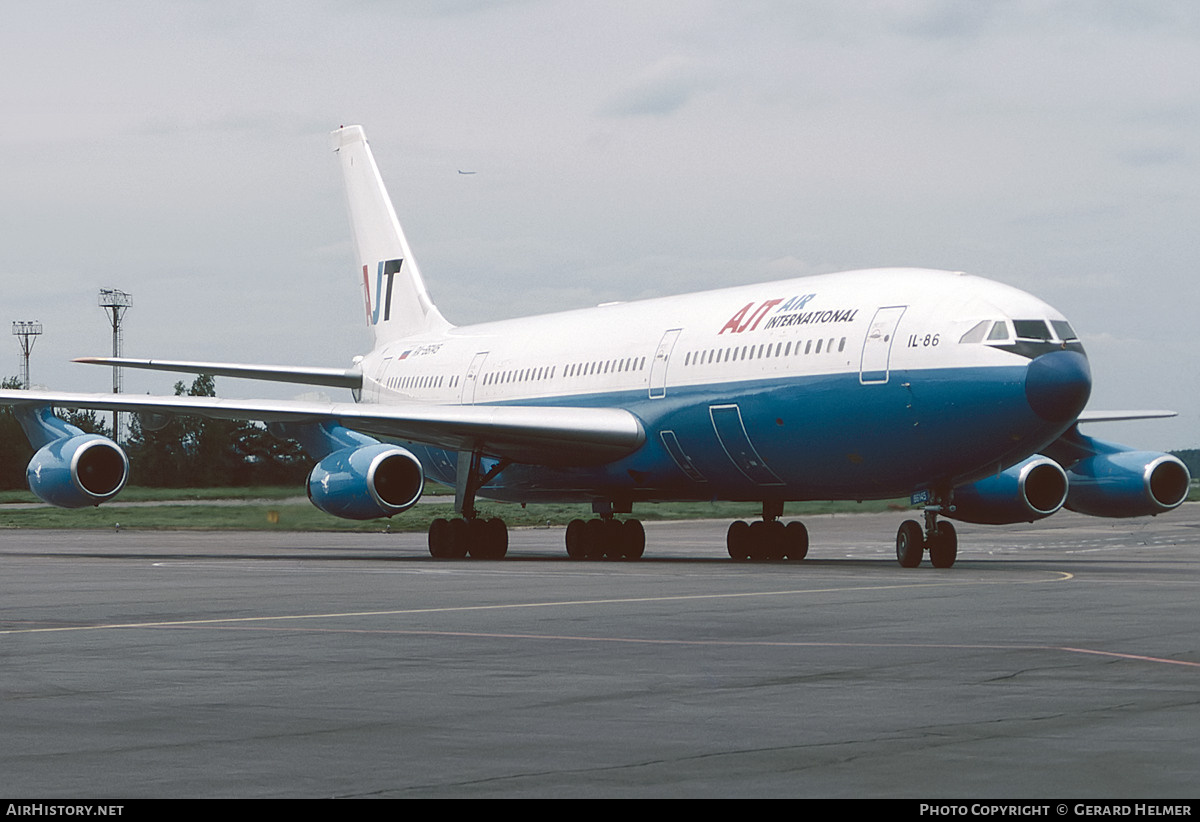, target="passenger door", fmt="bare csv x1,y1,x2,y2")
860,306,906,384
